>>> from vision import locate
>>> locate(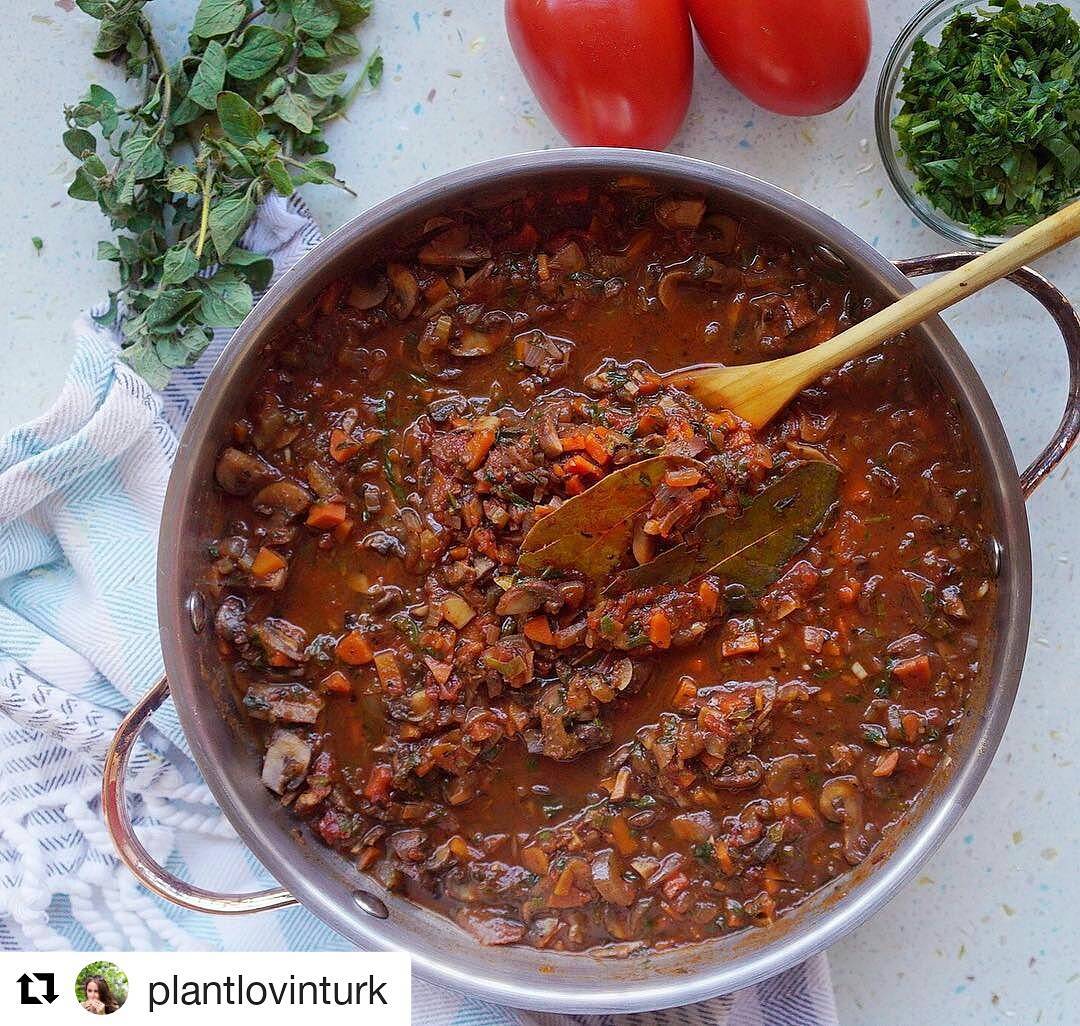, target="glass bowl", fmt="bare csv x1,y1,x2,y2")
875,0,1080,250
